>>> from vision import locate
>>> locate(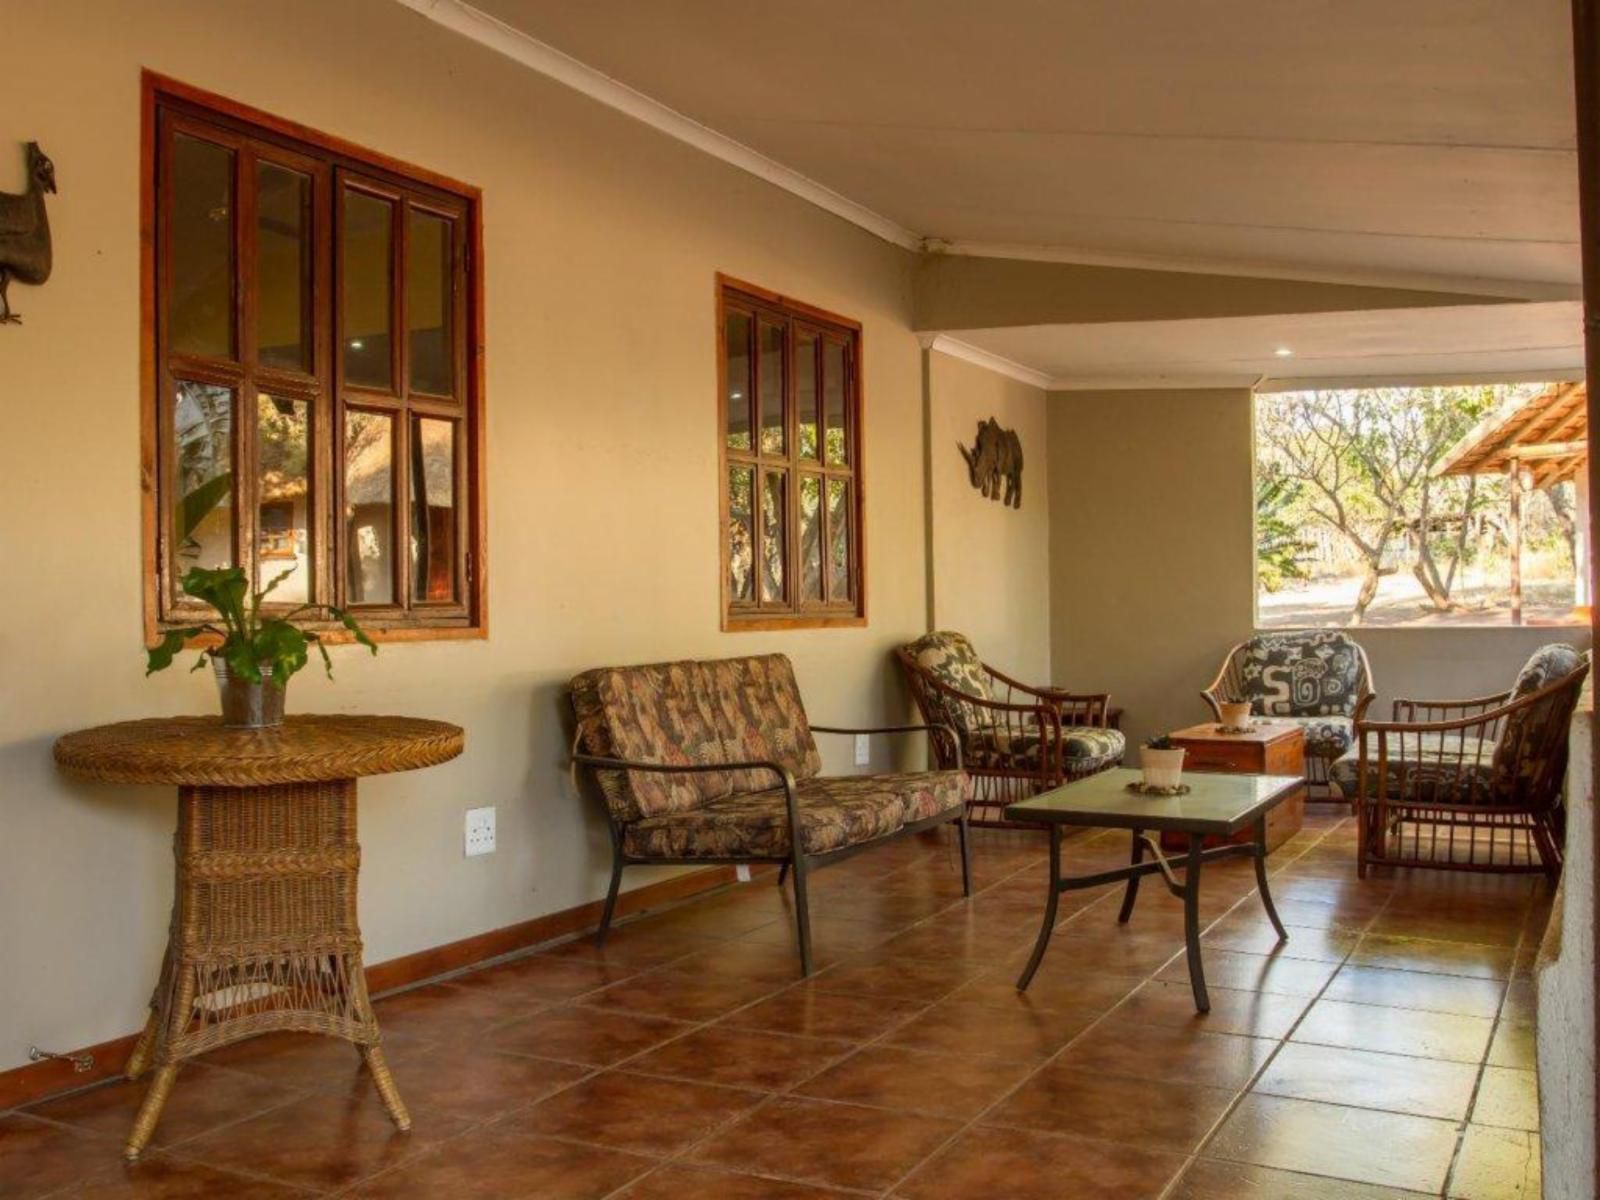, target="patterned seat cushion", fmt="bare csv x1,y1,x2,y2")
1331,735,1498,802
1236,631,1365,718
968,724,1125,772
621,771,963,859
1274,715,1354,762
